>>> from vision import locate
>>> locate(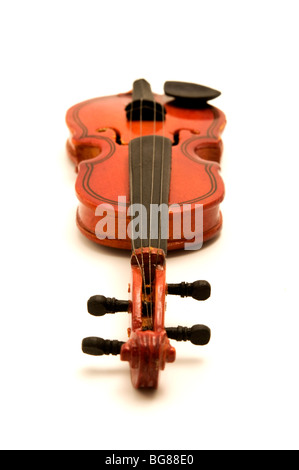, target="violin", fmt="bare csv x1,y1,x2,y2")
66,79,226,389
